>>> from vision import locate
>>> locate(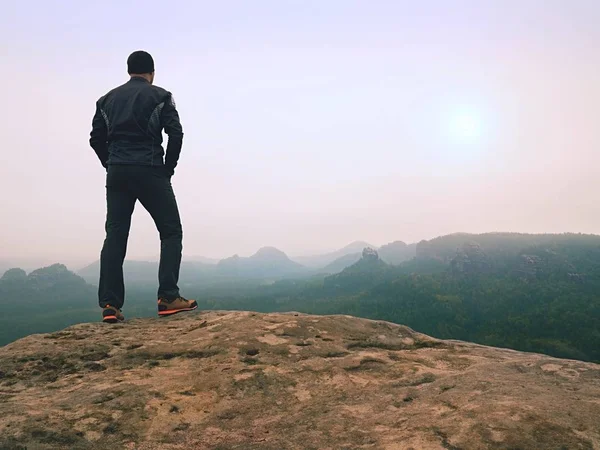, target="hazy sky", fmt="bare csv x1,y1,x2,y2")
1,0,599,268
